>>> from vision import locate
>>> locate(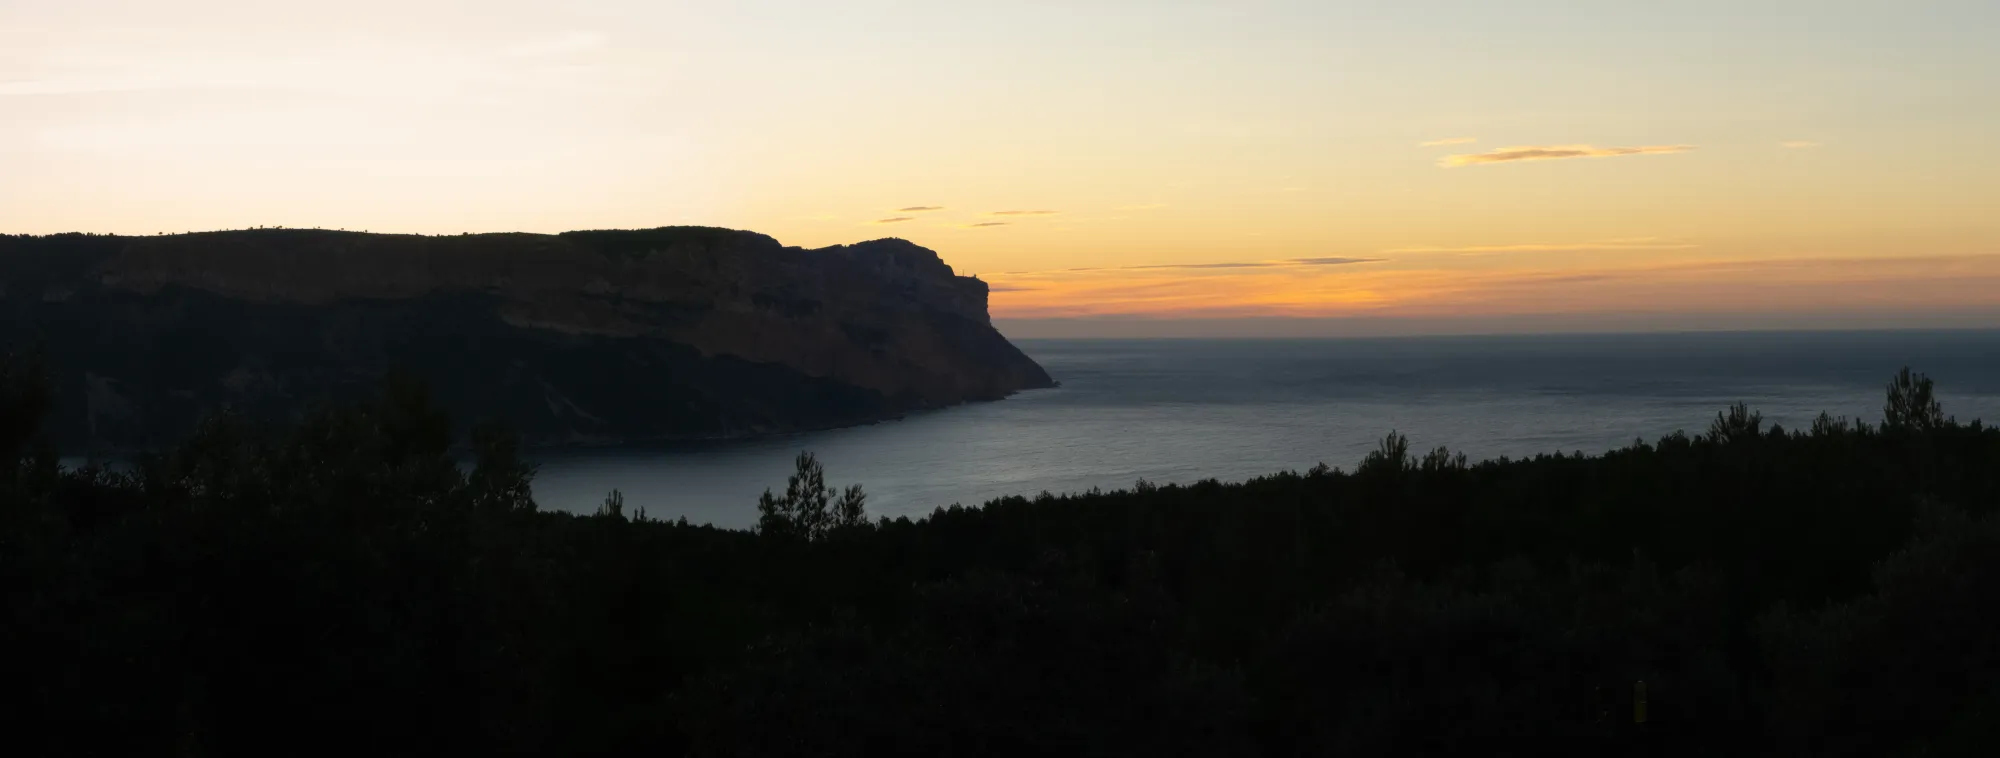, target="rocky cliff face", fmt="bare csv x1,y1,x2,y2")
0,227,1055,451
